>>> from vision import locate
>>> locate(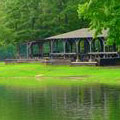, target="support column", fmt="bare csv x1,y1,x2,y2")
38,42,43,58
16,43,21,59
100,37,106,52
76,40,79,62
63,40,66,59
51,40,54,53
30,43,33,59
27,42,32,59
89,41,92,53
50,40,54,59
70,42,73,53
103,41,106,52
103,41,106,58
26,43,29,59
89,40,92,62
